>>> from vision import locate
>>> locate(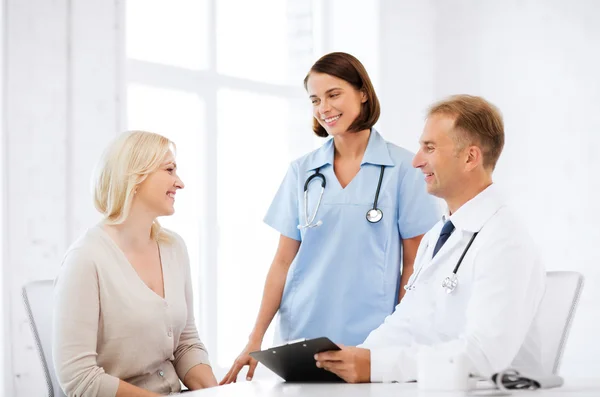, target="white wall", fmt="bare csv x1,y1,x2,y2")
380,0,600,377
325,0,380,86
377,0,437,150
1,1,6,394
2,0,123,395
